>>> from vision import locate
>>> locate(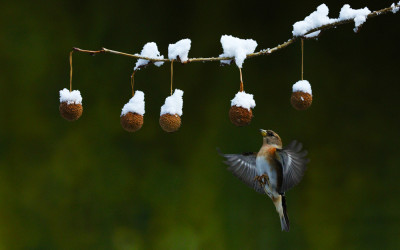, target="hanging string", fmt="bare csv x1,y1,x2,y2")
170,60,174,95
239,67,244,92
131,71,135,97
301,39,304,80
69,51,73,92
